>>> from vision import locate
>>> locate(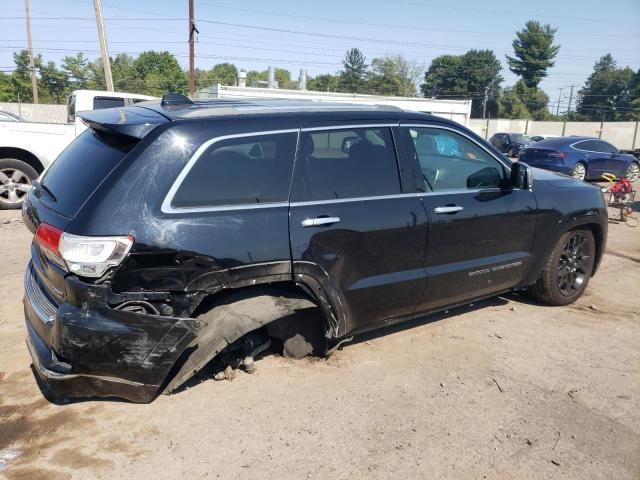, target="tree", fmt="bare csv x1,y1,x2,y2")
498,87,529,119
196,63,238,89
421,50,502,118
307,73,341,92
39,61,68,103
0,72,15,102
367,55,423,96
340,48,368,93
11,50,42,102
62,53,90,90
497,80,551,120
577,54,637,121
131,51,187,96
506,20,560,88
